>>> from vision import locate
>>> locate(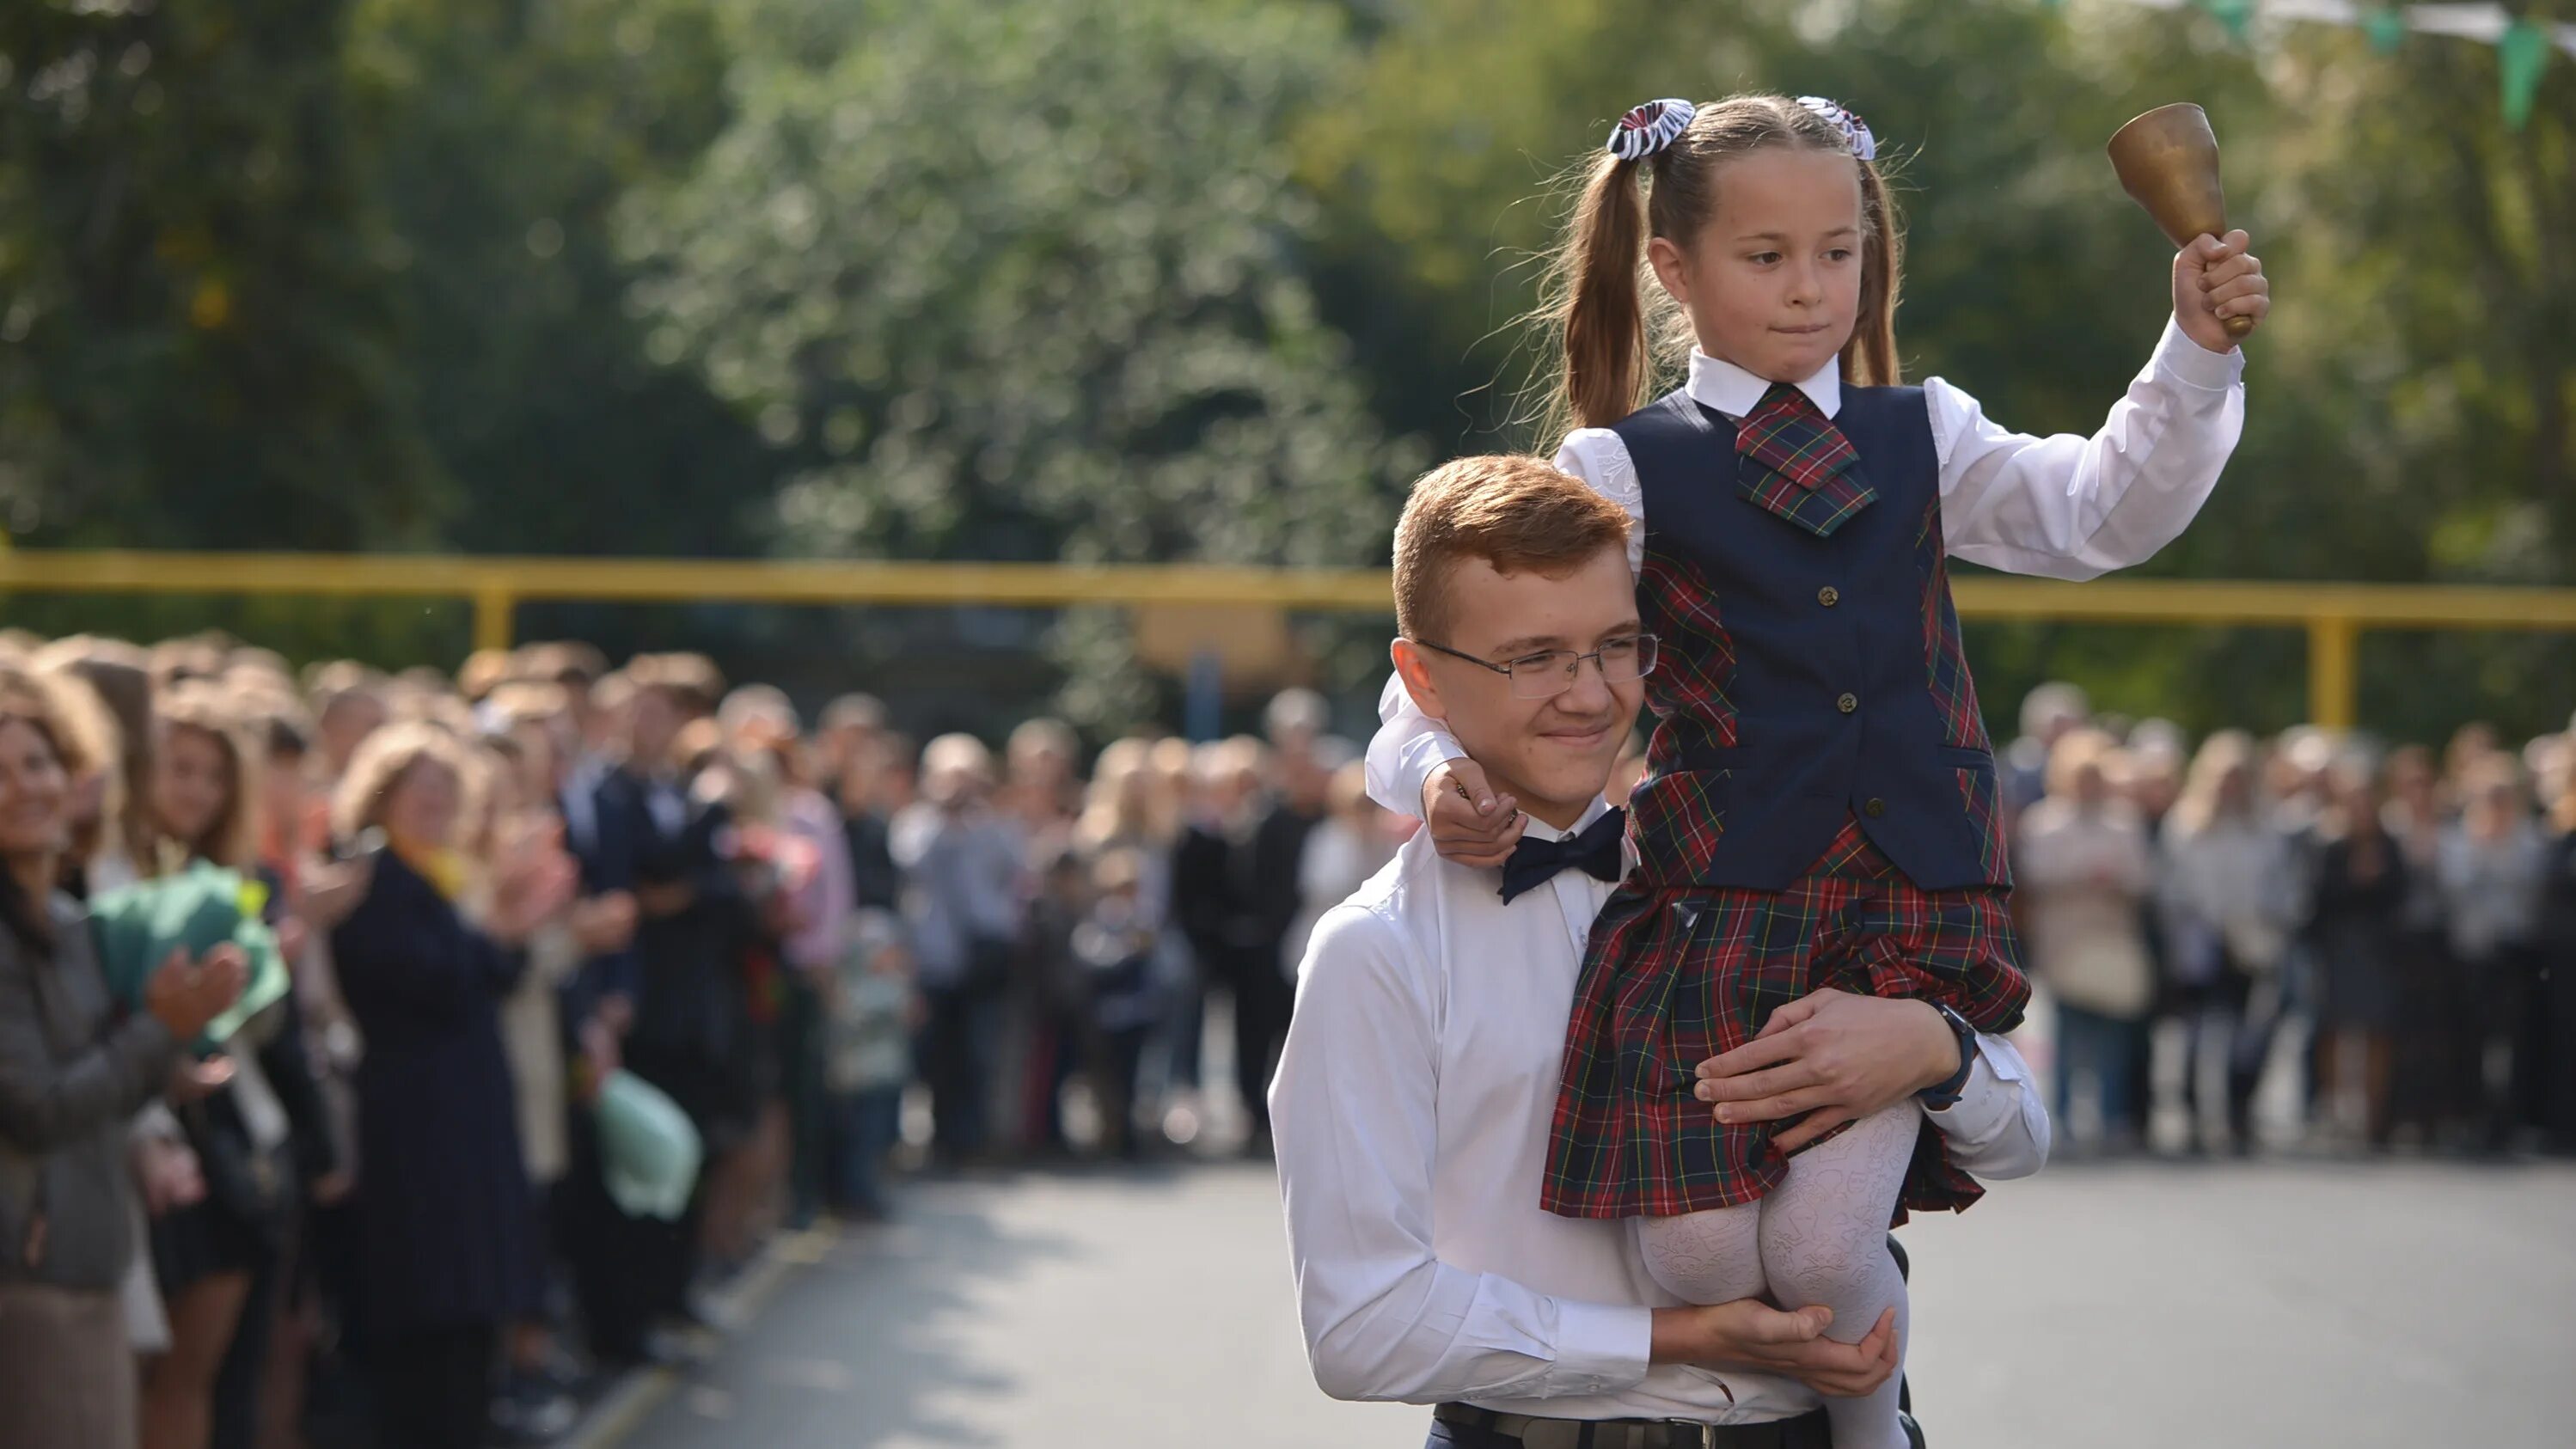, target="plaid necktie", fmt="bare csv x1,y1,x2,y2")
1734,382,1876,537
